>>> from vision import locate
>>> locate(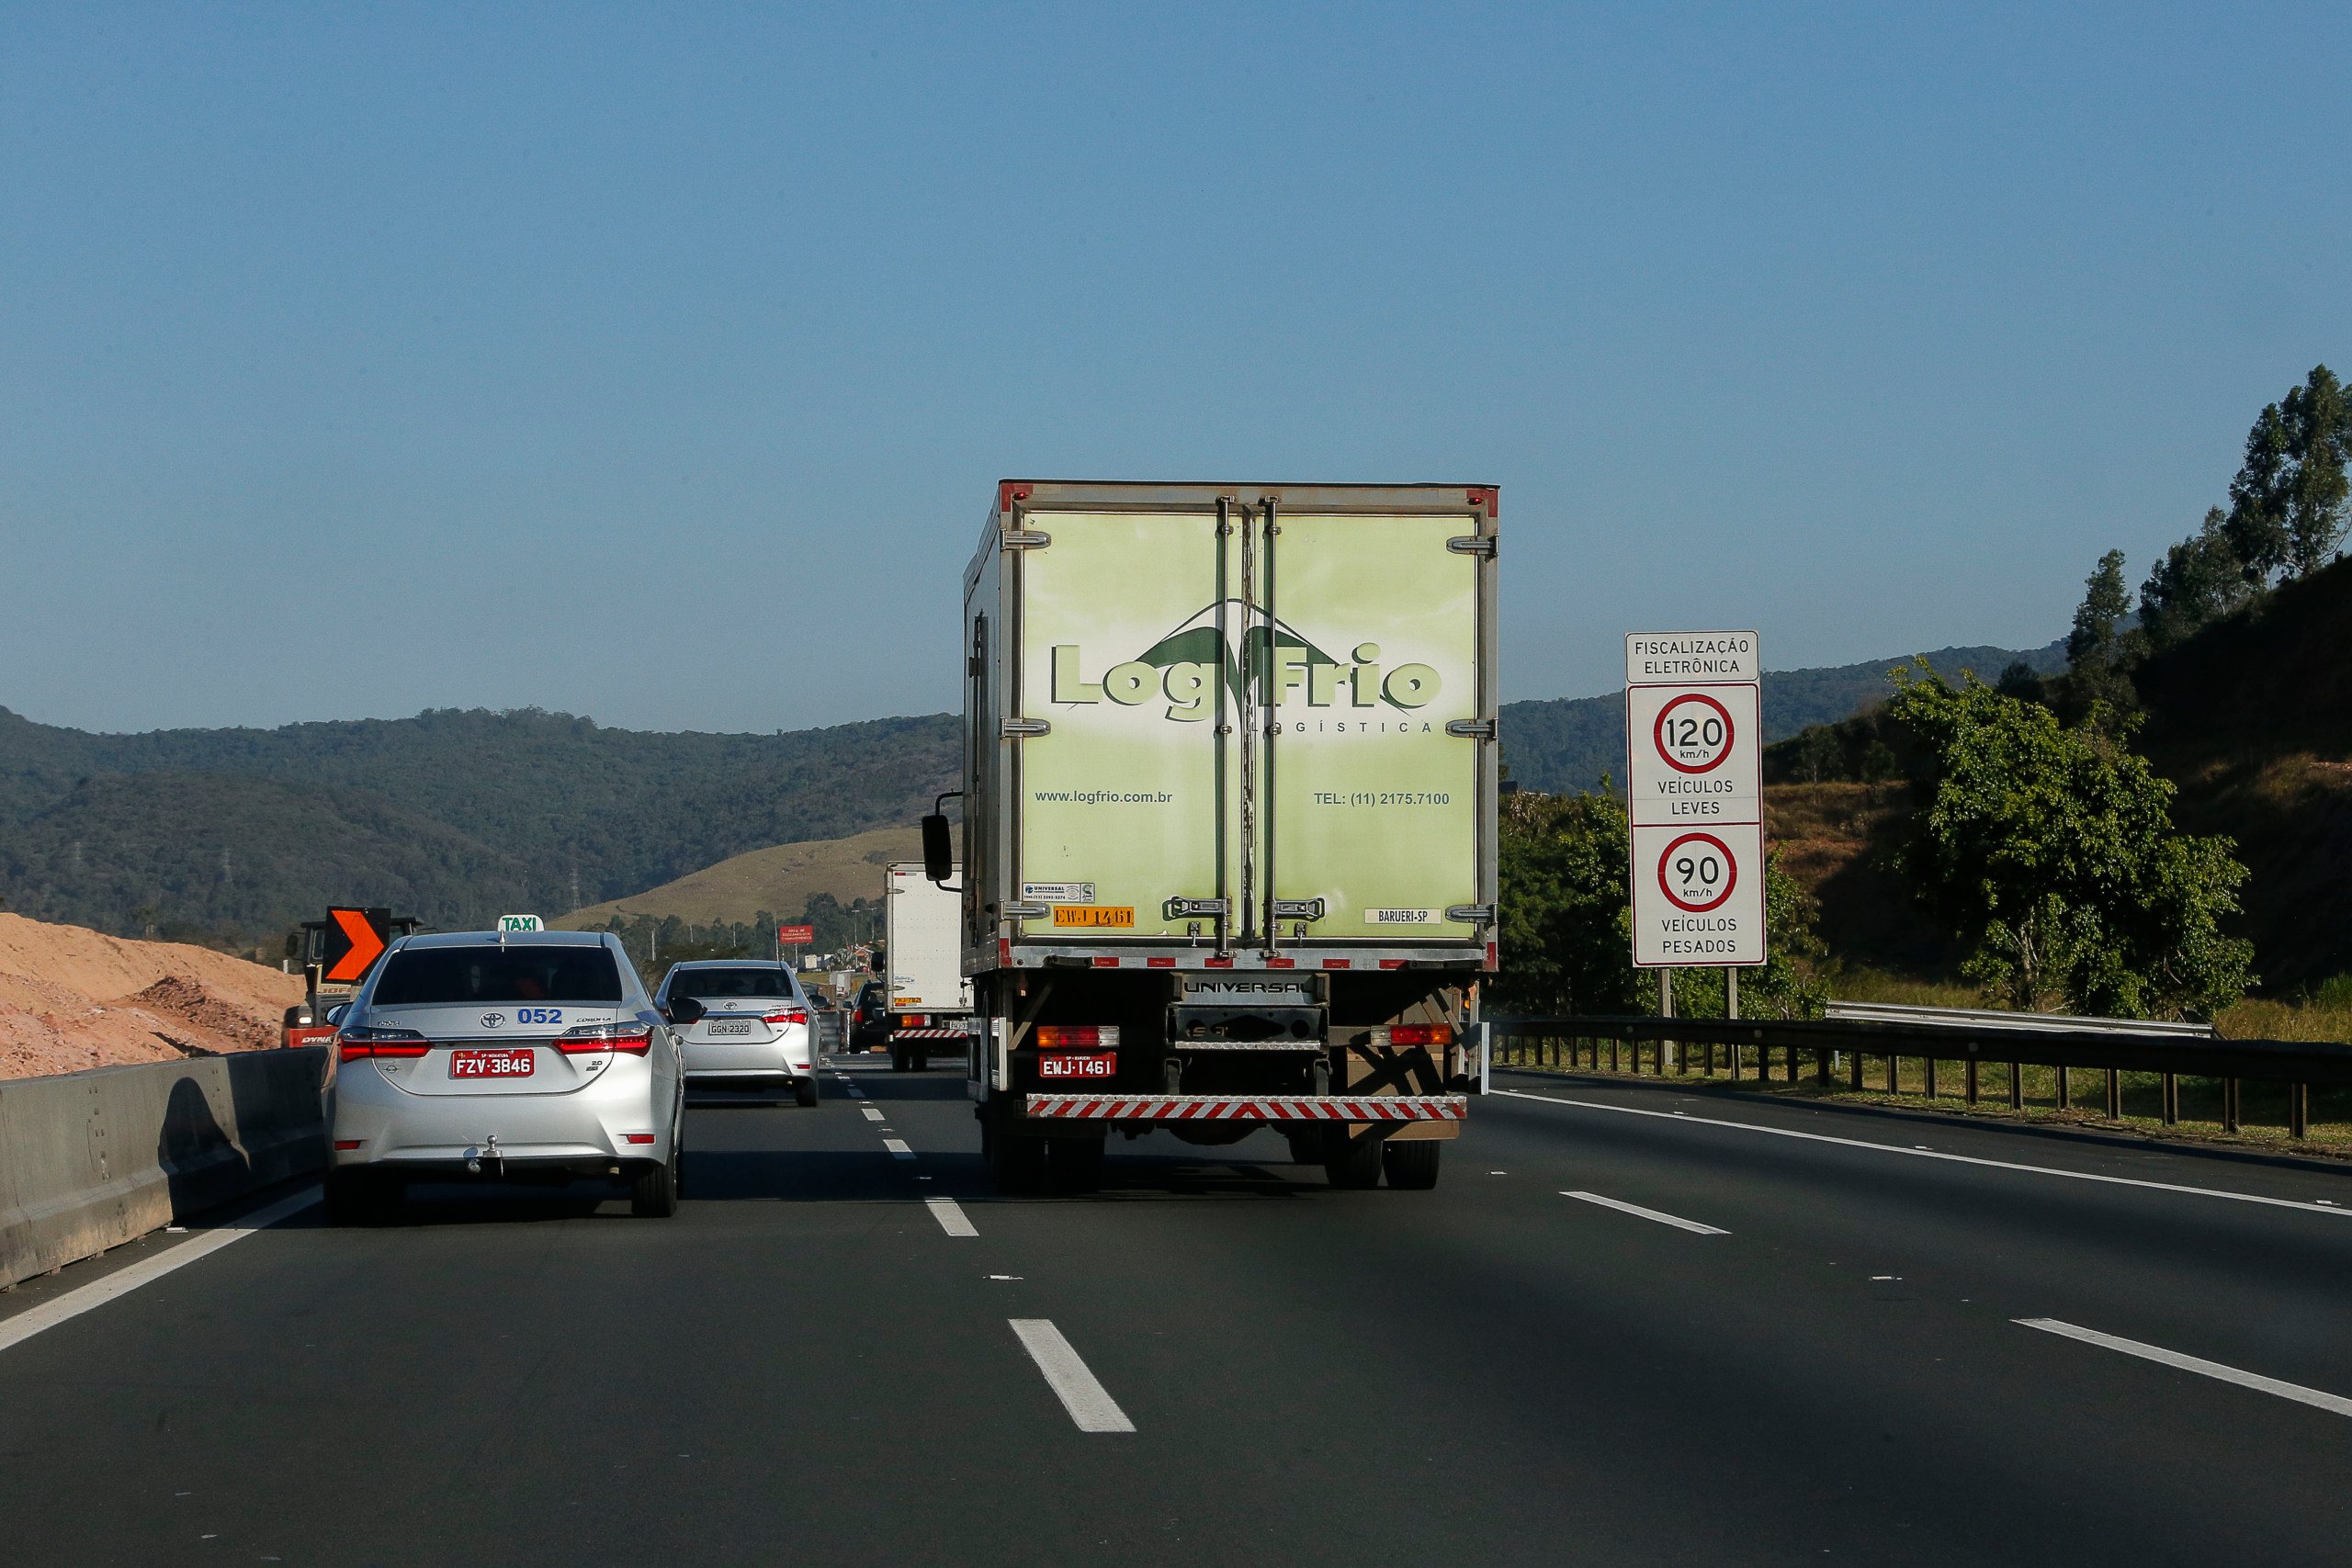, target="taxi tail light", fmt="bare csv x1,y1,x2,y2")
338,1027,428,1061
763,1009,809,1026
1035,1025,1121,1048
559,1024,653,1055
1389,1024,1454,1047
